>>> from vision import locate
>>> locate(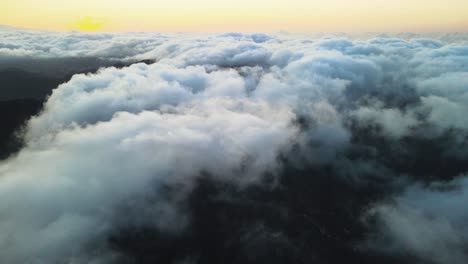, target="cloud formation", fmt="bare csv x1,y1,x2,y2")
1,28,468,263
